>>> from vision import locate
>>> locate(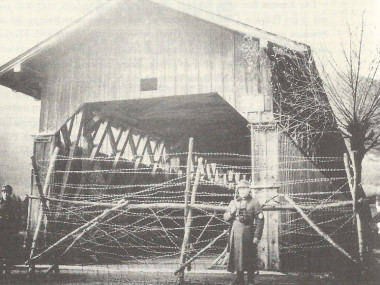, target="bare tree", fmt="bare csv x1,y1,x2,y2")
266,19,378,270
322,22,380,176
267,19,379,177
